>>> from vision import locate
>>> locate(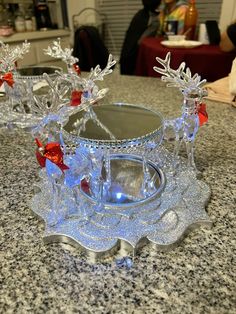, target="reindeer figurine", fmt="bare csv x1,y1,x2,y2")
0,41,30,120
44,39,116,139
153,52,208,170
32,40,117,225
